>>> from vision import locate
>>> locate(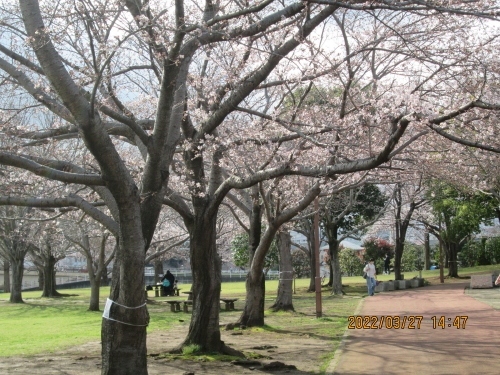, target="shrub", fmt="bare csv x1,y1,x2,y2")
401,243,424,272
339,248,364,276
